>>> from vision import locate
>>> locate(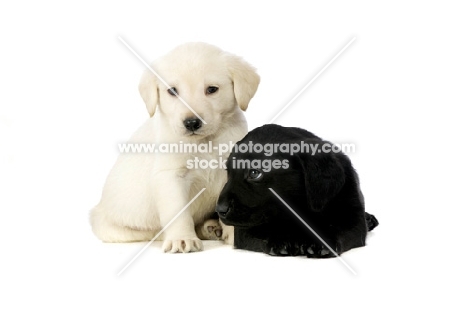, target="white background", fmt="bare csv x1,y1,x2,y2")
1,1,467,310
